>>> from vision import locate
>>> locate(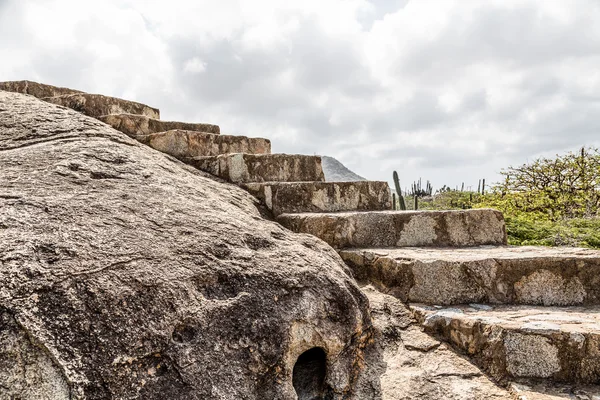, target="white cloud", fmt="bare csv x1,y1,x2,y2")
1,0,600,189
183,57,207,74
